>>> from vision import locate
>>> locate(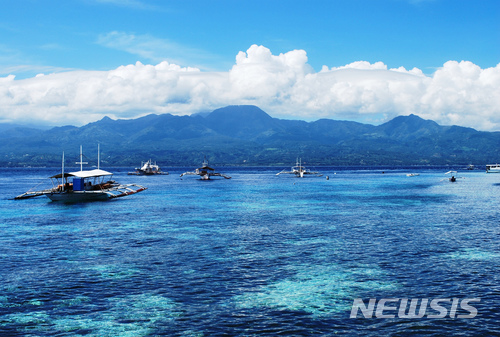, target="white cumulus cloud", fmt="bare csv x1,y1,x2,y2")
0,44,499,131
